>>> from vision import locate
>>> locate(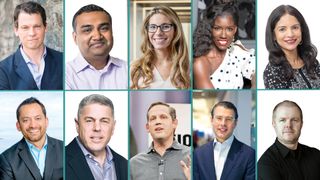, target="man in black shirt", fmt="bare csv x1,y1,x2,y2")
258,100,320,180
